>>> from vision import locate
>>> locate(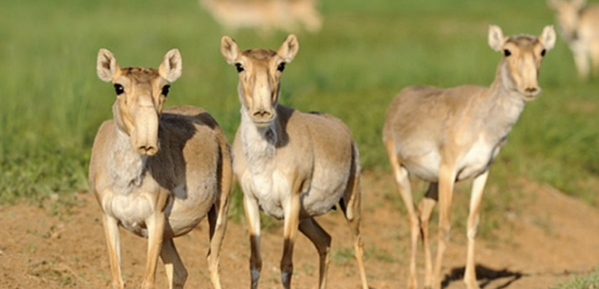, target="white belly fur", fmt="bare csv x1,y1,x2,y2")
402,138,495,183
102,192,155,237
242,169,344,220
102,188,211,238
